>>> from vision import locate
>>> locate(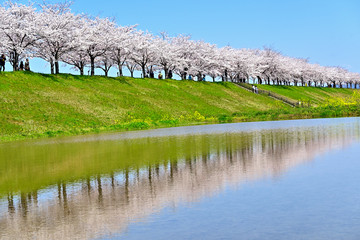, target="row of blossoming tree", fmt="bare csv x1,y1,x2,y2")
0,1,359,88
